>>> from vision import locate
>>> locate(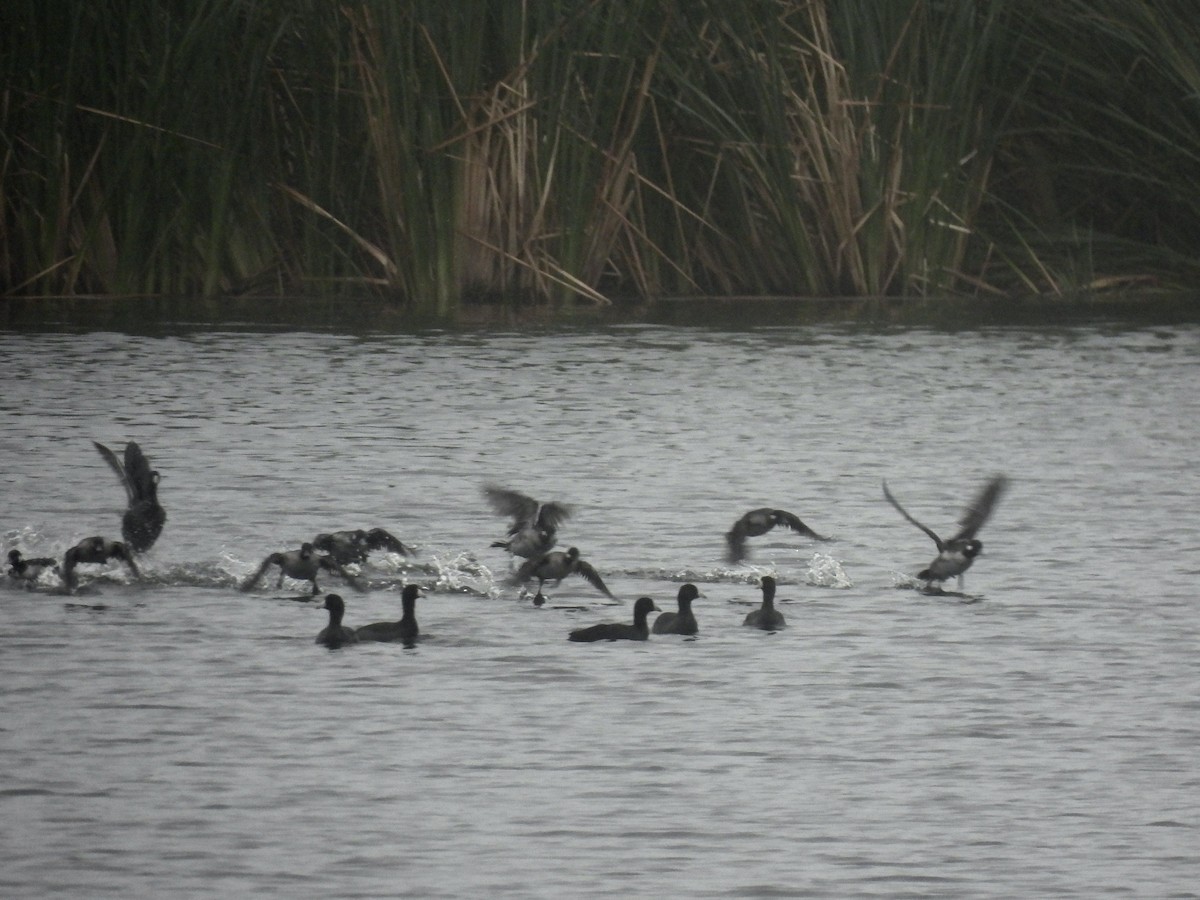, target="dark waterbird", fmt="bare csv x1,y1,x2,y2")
743,576,786,631
8,549,60,584
569,596,659,642
316,594,358,648
93,440,166,553
725,508,828,564
241,542,362,595
62,536,141,590
483,484,573,560
355,583,422,646
882,474,1009,591
312,528,414,566
652,583,701,636
510,546,613,606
